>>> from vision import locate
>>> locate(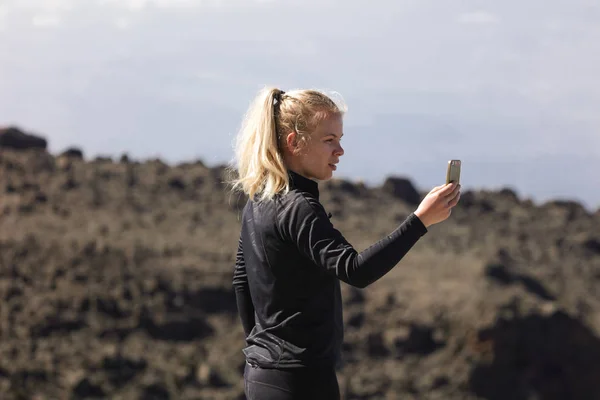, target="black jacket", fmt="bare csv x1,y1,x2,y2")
232,170,428,369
